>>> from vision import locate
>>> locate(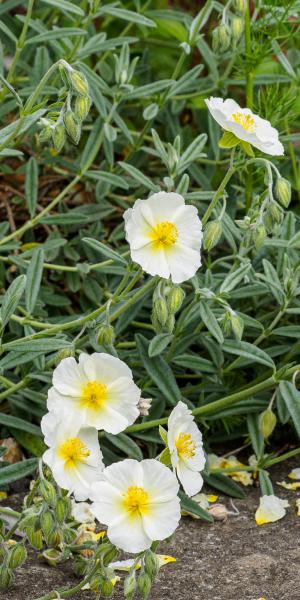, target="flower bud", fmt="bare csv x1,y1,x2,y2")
138,397,152,417
39,480,57,507
40,510,54,537
203,220,222,251
213,24,231,52
230,311,244,341
27,528,43,550
144,550,159,581
138,572,152,599
259,408,277,439
267,201,282,224
255,224,267,249
232,16,244,41
275,177,291,208
39,125,52,142
165,314,175,334
96,324,115,346
101,579,114,597
63,110,81,145
124,571,137,600
167,286,185,314
55,497,71,524
102,545,119,566
47,527,63,547
69,69,89,96
233,0,246,14
0,565,14,590
63,527,77,545
153,297,168,327
55,346,75,366
73,555,87,577
7,543,27,569
42,548,63,567
75,95,91,121
52,123,66,152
